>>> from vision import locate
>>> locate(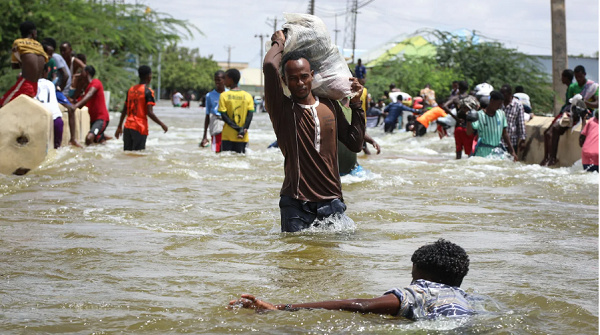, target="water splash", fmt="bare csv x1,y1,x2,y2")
302,213,358,234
